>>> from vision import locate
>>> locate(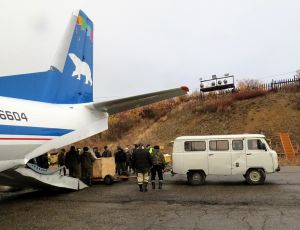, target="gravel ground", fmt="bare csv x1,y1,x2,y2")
0,166,300,230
